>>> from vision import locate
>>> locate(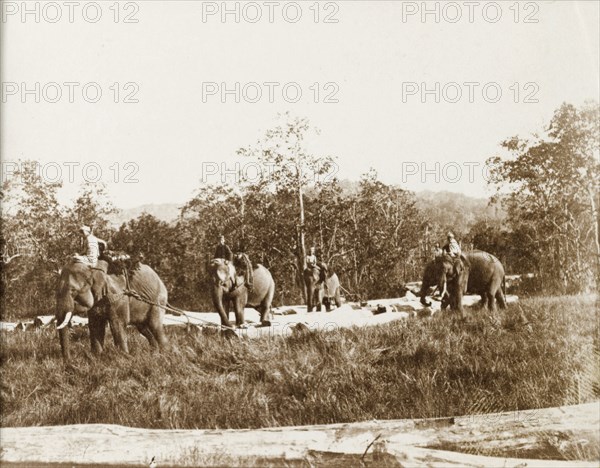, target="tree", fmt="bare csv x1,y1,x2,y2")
68,182,117,235
178,183,256,308
349,169,421,297
238,113,337,299
487,102,600,293
0,165,124,317
0,161,64,316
